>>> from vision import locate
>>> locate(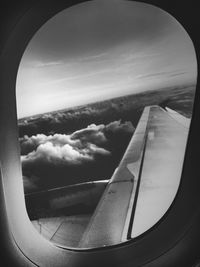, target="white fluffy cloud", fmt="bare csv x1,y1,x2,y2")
20,120,134,192
21,141,109,165
21,120,134,167
105,120,134,133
